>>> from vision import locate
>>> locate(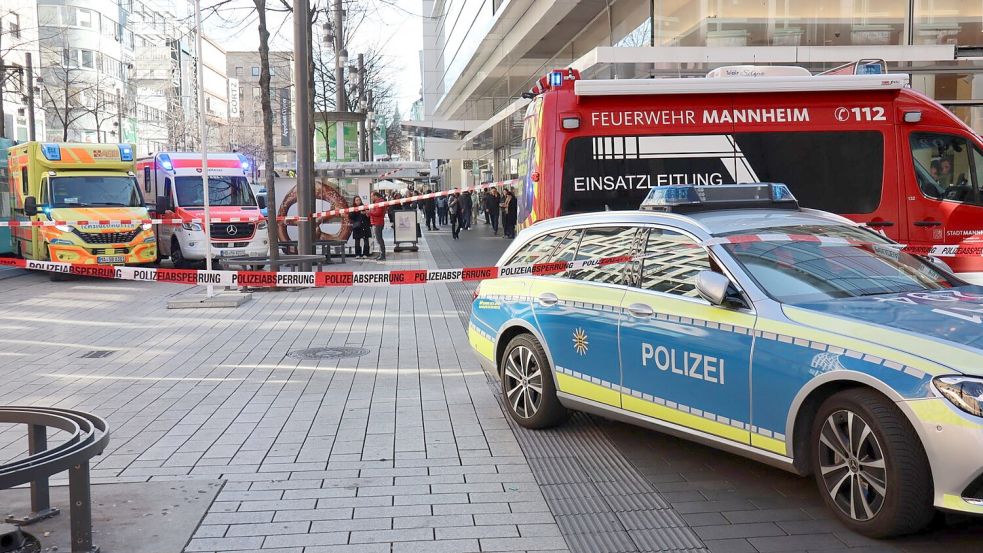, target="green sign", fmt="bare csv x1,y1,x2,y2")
122,118,138,144
313,120,358,162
